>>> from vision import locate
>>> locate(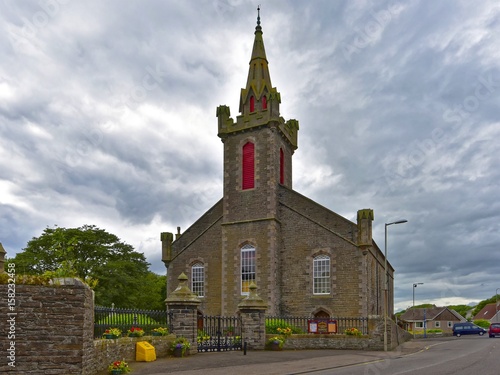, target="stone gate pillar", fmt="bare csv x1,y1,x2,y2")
237,283,268,350
165,272,201,355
